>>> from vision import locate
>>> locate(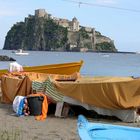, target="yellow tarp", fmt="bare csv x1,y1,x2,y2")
54,76,140,109
2,72,140,110
1,74,31,104
0,72,50,103
0,72,79,103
